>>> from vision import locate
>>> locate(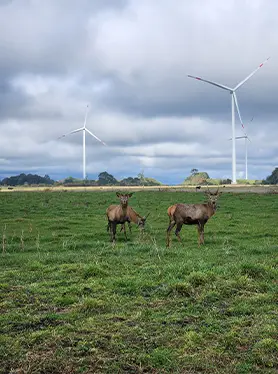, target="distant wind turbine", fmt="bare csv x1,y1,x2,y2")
58,105,107,180
188,58,270,184
229,117,253,180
